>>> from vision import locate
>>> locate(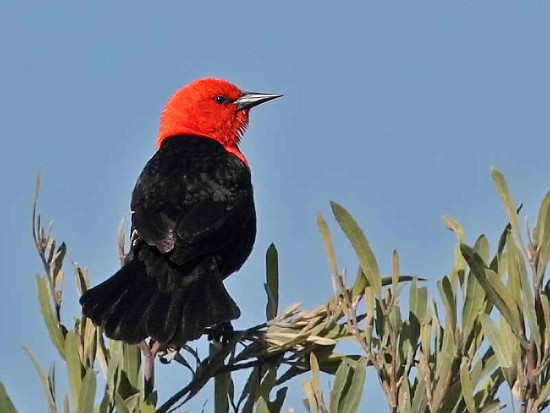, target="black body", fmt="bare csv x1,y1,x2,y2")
80,135,256,346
